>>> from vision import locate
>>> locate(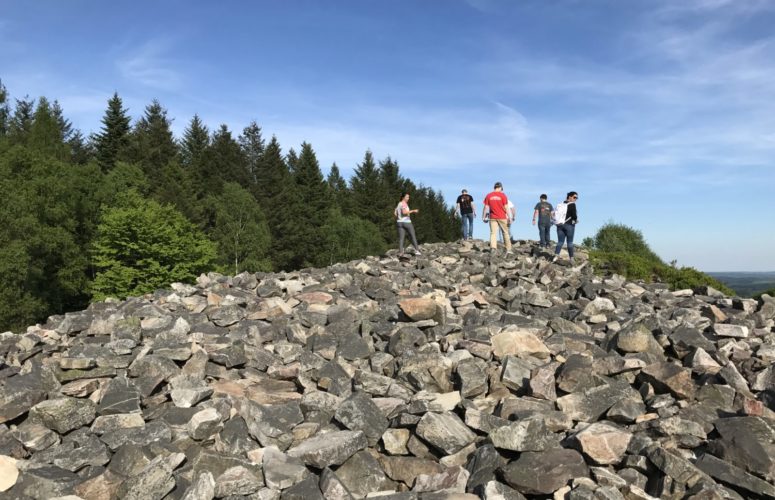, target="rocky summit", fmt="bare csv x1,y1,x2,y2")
1,240,775,500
